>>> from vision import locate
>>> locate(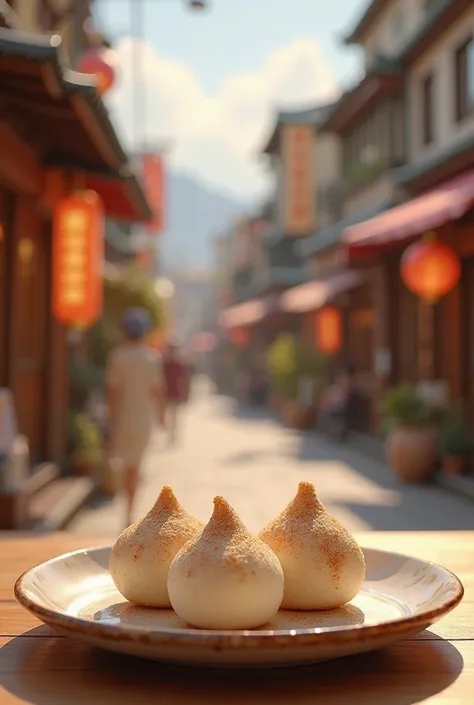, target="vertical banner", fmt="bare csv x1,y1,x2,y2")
141,153,165,234
52,190,104,327
282,124,316,236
